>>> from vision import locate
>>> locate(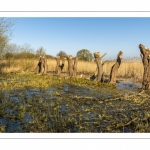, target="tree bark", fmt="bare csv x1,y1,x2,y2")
93,52,105,82
109,51,123,83
60,57,66,72
41,54,47,74
67,55,74,77
56,56,61,75
73,57,78,77
37,56,42,74
44,55,48,74
56,57,66,75
139,44,150,90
